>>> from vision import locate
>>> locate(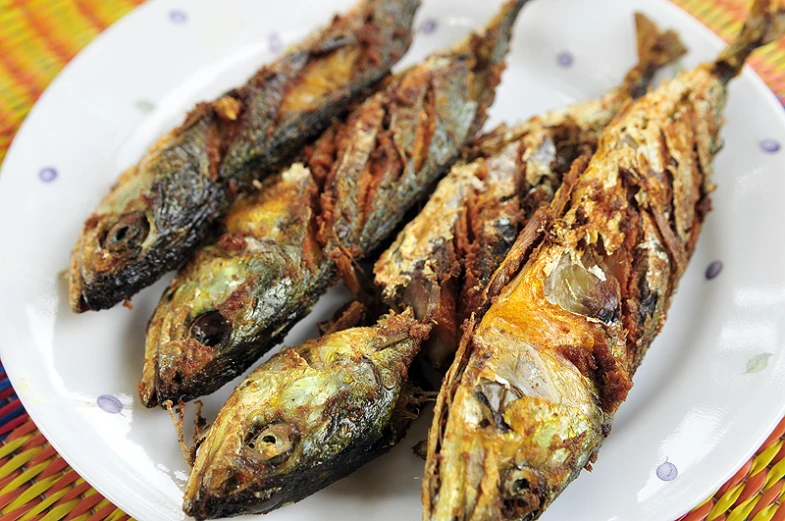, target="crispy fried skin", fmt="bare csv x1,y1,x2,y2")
140,0,524,407
423,3,785,520
69,0,420,312
183,311,430,519
375,13,686,368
